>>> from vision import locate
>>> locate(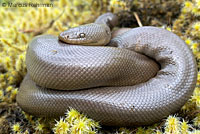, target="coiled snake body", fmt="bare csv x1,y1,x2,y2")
16,13,197,126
